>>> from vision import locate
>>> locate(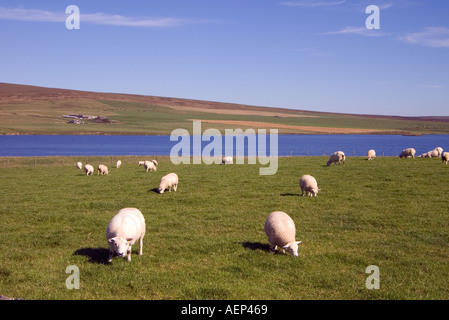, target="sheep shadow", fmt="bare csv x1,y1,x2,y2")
74,247,110,264
148,188,160,193
280,193,300,197
241,241,271,253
